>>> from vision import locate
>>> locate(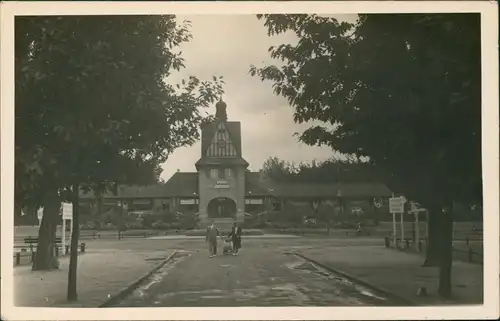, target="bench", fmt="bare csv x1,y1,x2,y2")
118,230,159,240
384,236,427,251
465,233,483,246
345,229,371,236
452,246,483,264
12,251,33,266
22,236,86,258
24,236,62,252
80,231,100,240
